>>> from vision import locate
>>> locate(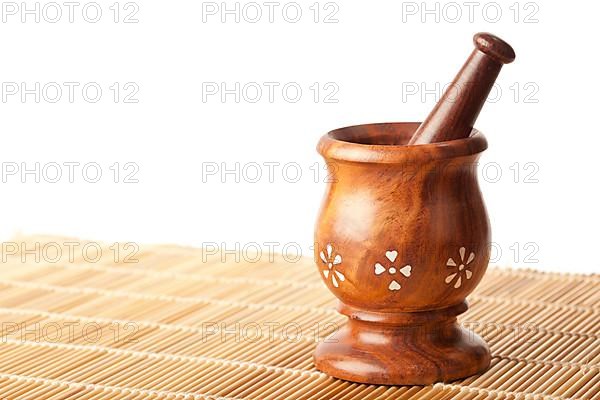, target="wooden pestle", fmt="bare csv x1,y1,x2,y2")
408,33,515,145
